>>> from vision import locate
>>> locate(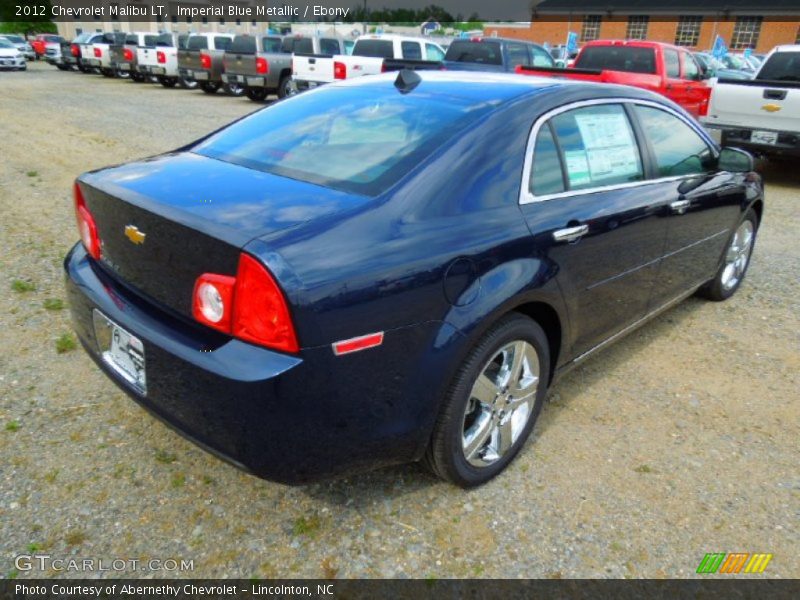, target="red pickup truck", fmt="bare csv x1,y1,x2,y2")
517,40,711,118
